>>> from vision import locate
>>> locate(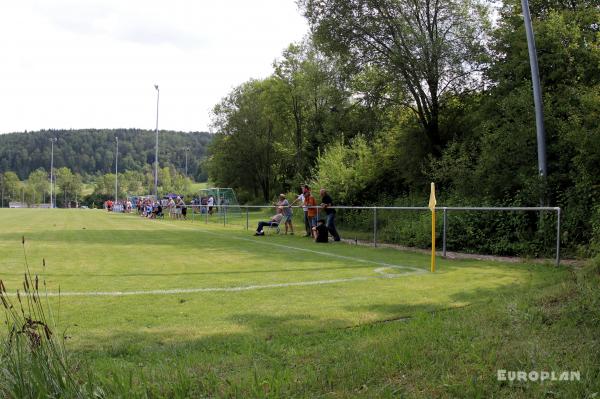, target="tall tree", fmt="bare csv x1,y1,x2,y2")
300,0,491,154
208,78,294,201
26,168,50,205
0,172,20,205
